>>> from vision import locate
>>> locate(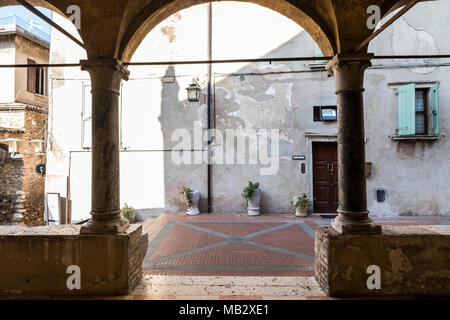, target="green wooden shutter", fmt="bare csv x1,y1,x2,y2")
431,83,439,135
398,84,416,136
